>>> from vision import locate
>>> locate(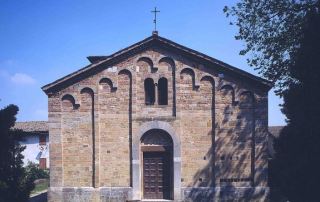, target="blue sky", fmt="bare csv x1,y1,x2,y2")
0,0,286,126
